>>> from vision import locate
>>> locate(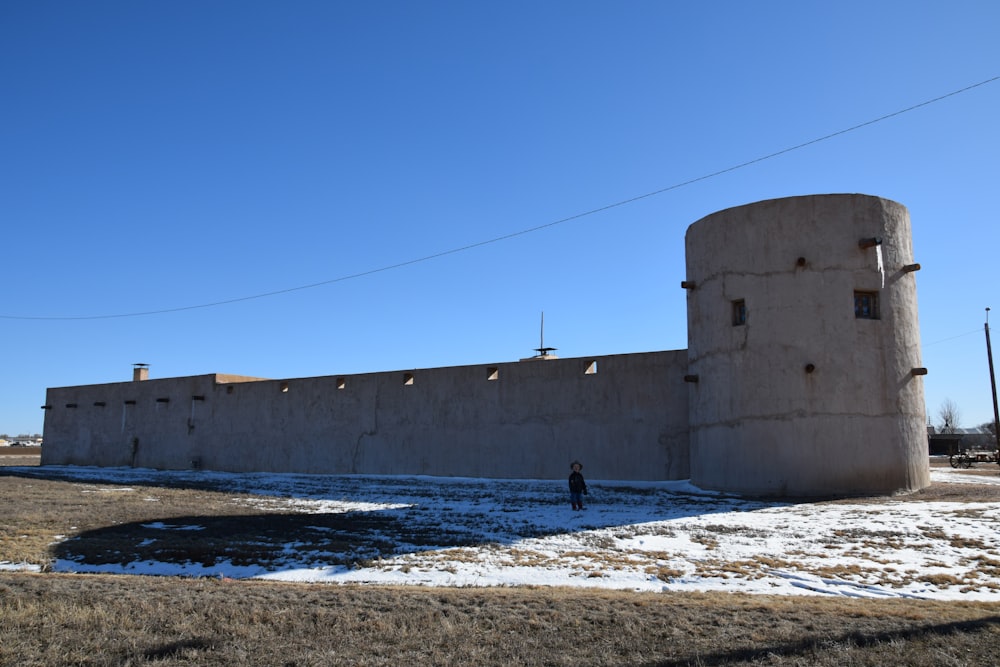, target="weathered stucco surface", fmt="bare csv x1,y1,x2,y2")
41,194,929,496
41,352,690,481
684,194,928,495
